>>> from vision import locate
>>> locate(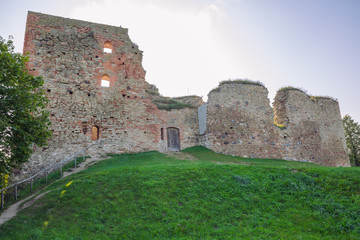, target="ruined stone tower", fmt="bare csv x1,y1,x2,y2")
201,82,349,167
22,11,202,176
19,11,349,178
